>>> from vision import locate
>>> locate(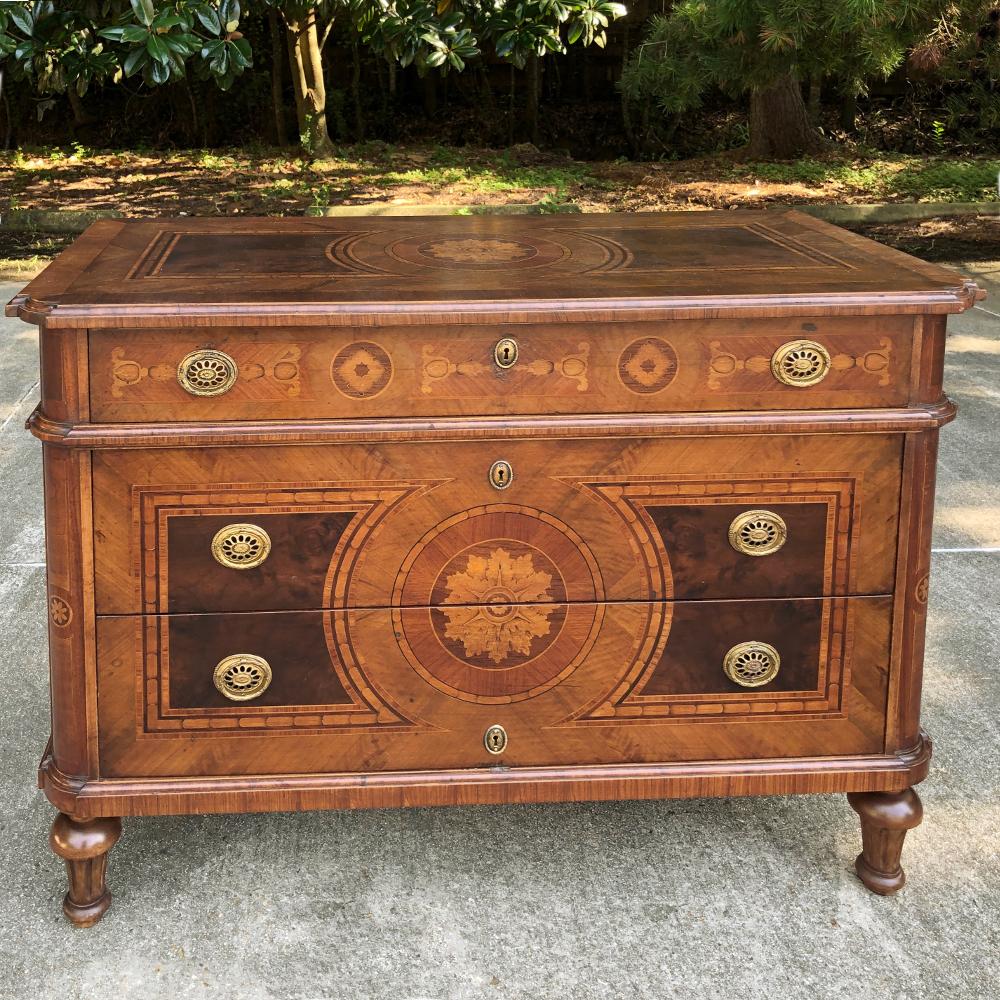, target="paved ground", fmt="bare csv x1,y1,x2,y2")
0,267,997,1000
